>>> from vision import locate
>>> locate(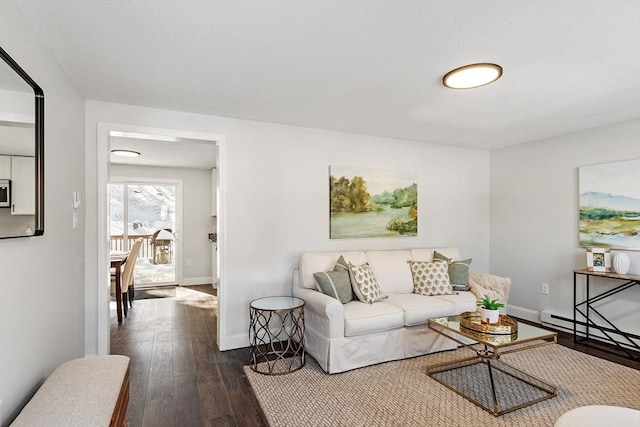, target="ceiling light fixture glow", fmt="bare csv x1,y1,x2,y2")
442,63,503,89
111,149,141,157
